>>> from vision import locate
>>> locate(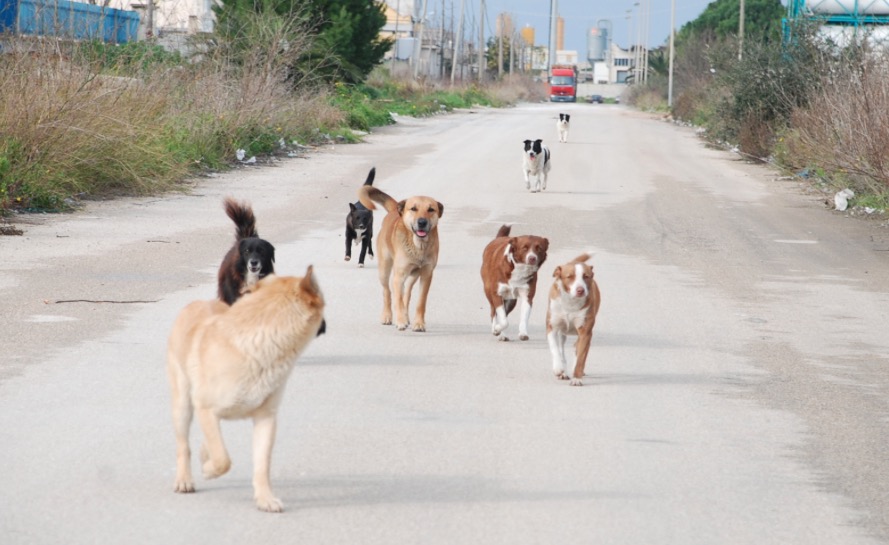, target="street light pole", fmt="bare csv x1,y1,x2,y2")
668,0,675,106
